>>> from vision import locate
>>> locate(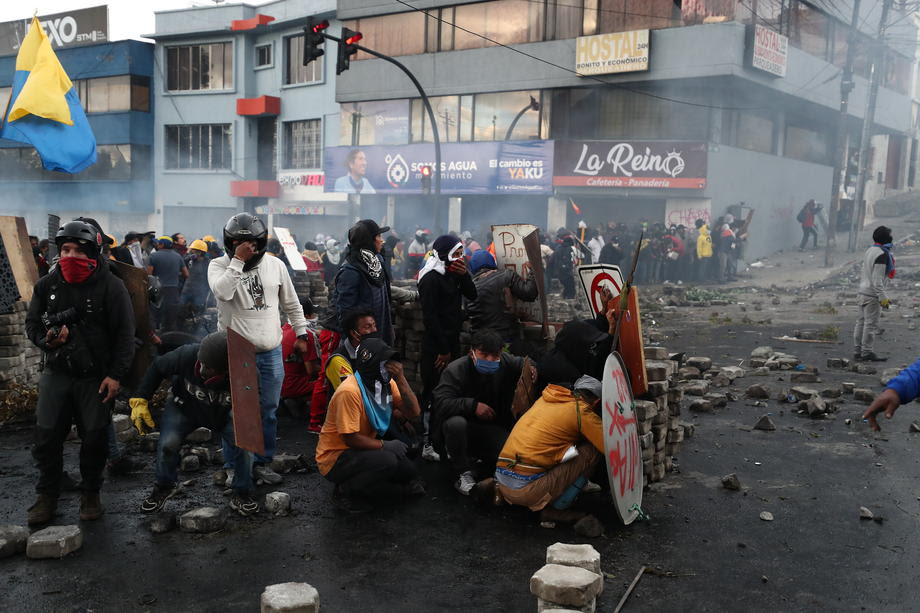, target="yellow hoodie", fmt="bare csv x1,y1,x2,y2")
497,384,604,475
697,224,713,259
